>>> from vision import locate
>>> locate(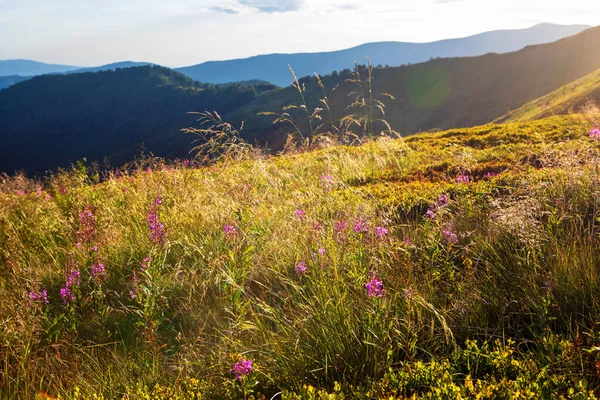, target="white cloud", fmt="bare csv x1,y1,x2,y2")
238,0,302,13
